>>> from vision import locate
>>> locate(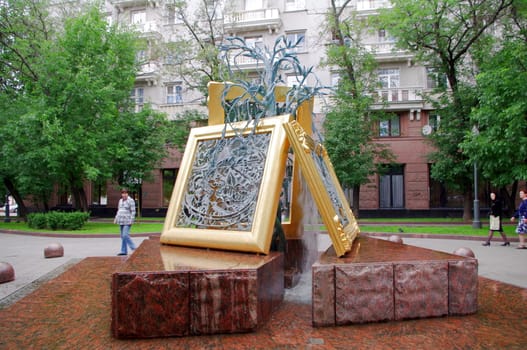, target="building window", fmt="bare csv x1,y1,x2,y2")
245,0,263,10
167,6,176,24
136,50,147,64
245,36,264,50
285,0,305,11
378,68,399,88
379,115,400,137
286,75,303,87
91,182,107,205
105,14,113,27
167,83,183,104
429,113,440,131
163,169,178,207
131,87,144,105
286,31,306,53
330,72,340,87
379,164,404,209
378,68,399,101
426,67,447,89
131,10,146,25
